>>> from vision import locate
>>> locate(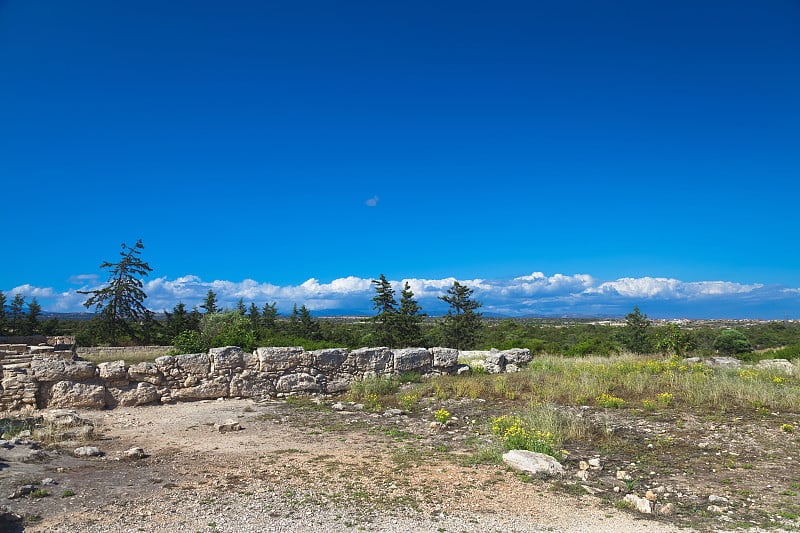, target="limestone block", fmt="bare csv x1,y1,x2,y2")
394,348,431,373
170,376,230,400
275,372,319,393
705,356,742,369
501,348,532,365
210,346,244,371
756,359,795,375
502,450,564,477
242,350,260,369
127,362,164,385
28,345,55,354
48,381,106,409
484,350,506,374
174,353,210,376
312,348,348,372
430,347,459,368
31,357,97,382
98,360,128,382
154,355,175,367
108,382,161,407
229,372,275,398
256,347,310,373
347,347,392,374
